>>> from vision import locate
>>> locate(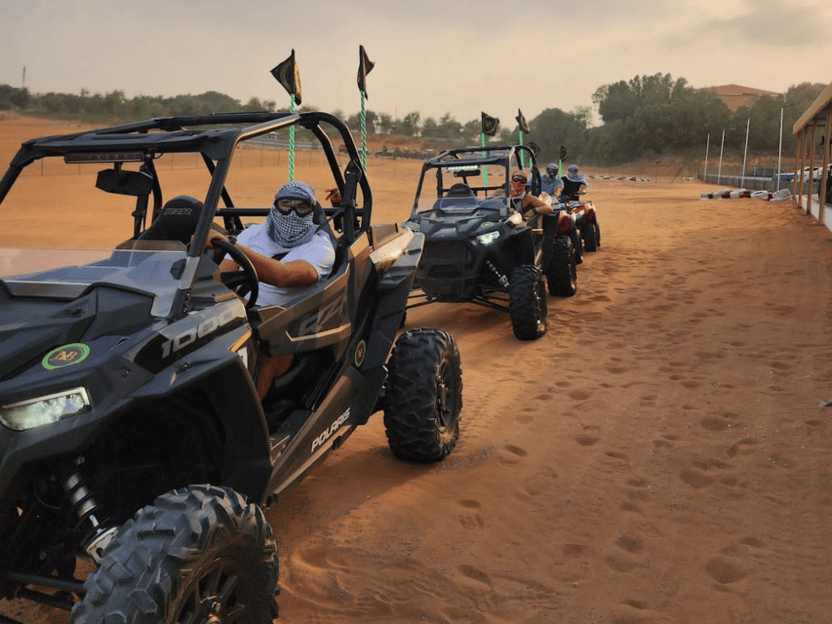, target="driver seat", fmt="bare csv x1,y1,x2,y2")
138,196,204,244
